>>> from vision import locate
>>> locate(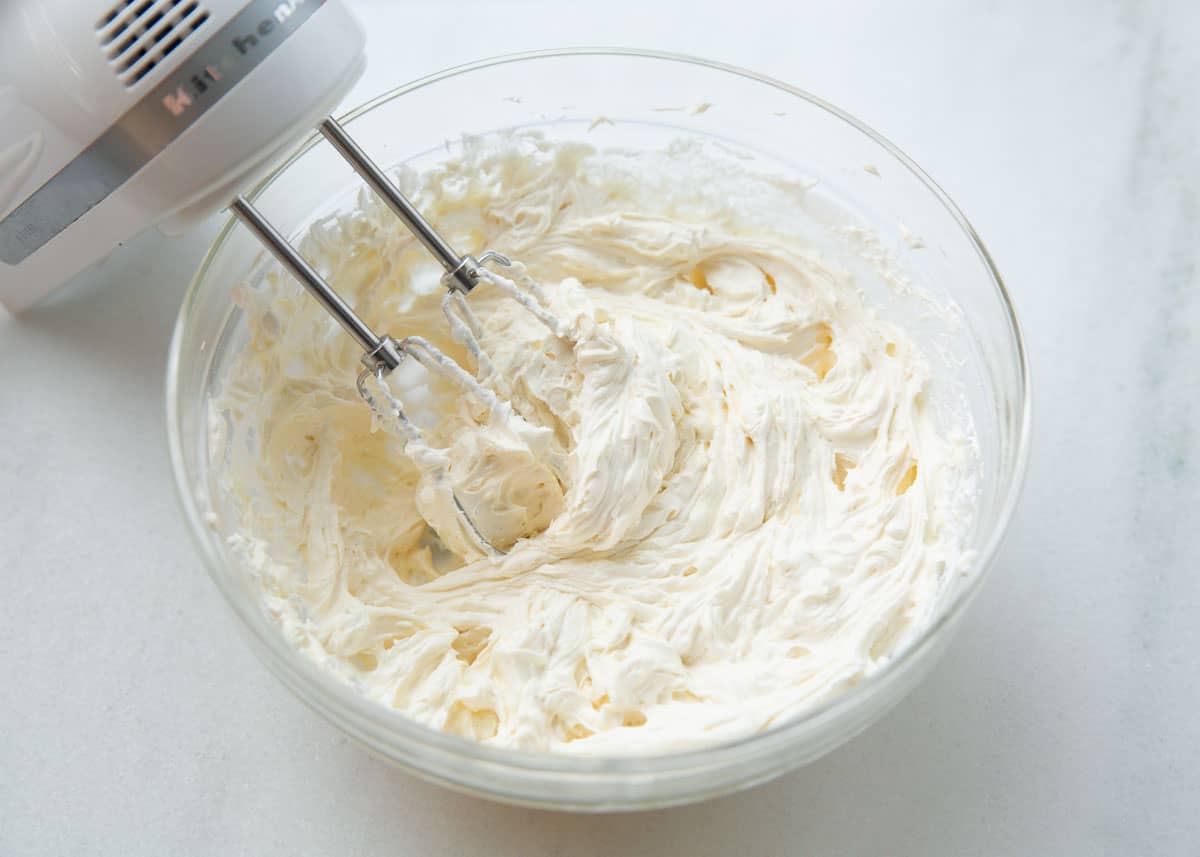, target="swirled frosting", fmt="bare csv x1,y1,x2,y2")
216,134,976,753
